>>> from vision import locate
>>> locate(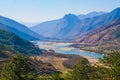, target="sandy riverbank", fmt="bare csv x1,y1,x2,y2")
83,56,99,63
